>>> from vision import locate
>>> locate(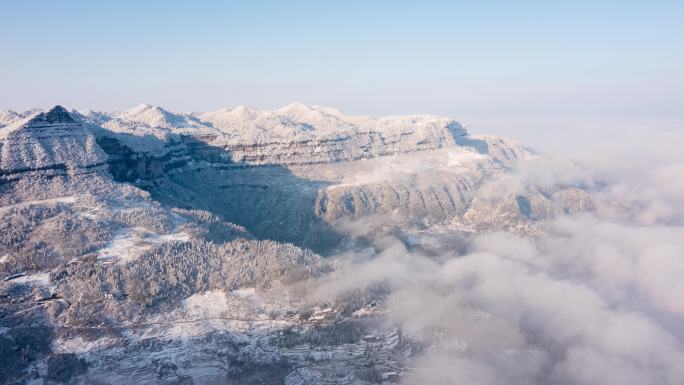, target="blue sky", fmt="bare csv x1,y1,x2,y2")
1,0,682,133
